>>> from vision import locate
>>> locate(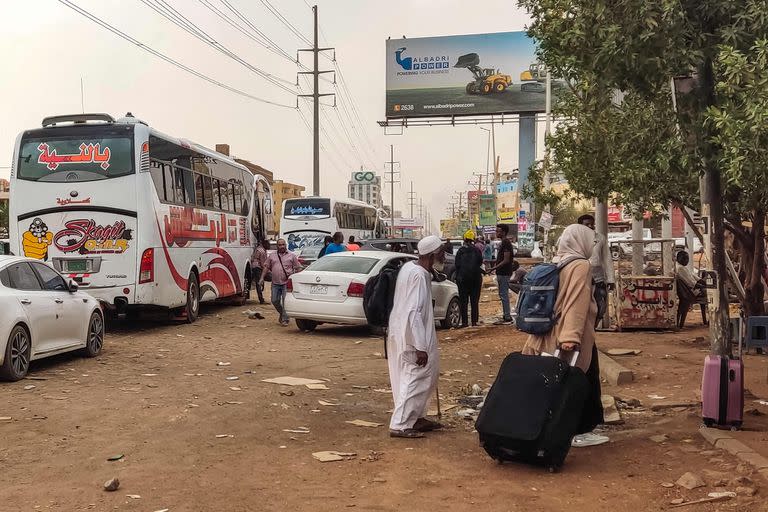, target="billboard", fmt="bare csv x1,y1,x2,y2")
386,31,563,118
479,194,496,226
